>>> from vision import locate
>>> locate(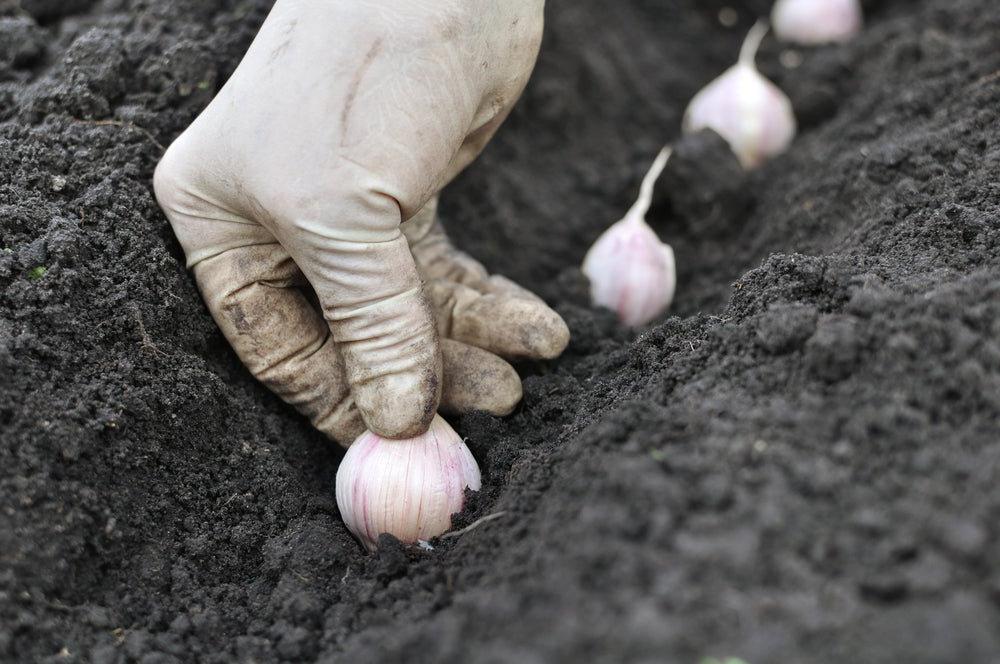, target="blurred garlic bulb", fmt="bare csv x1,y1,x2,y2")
772,0,863,45
683,21,796,169
582,147,676,327
336,415,481,552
